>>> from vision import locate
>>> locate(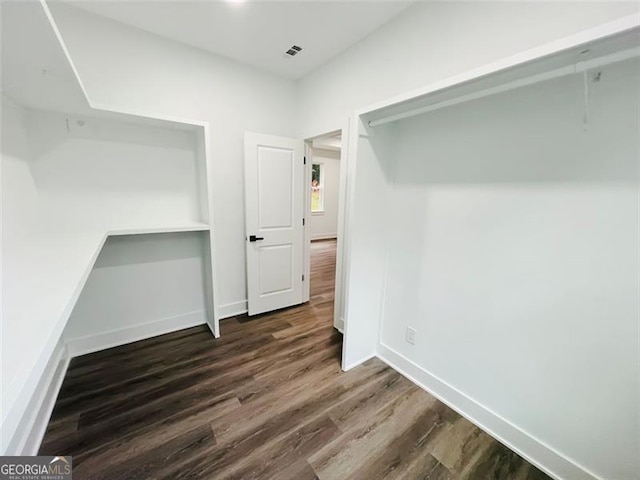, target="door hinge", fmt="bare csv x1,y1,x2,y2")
303,156,306,165
302,274,305,281
302,218,305,226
